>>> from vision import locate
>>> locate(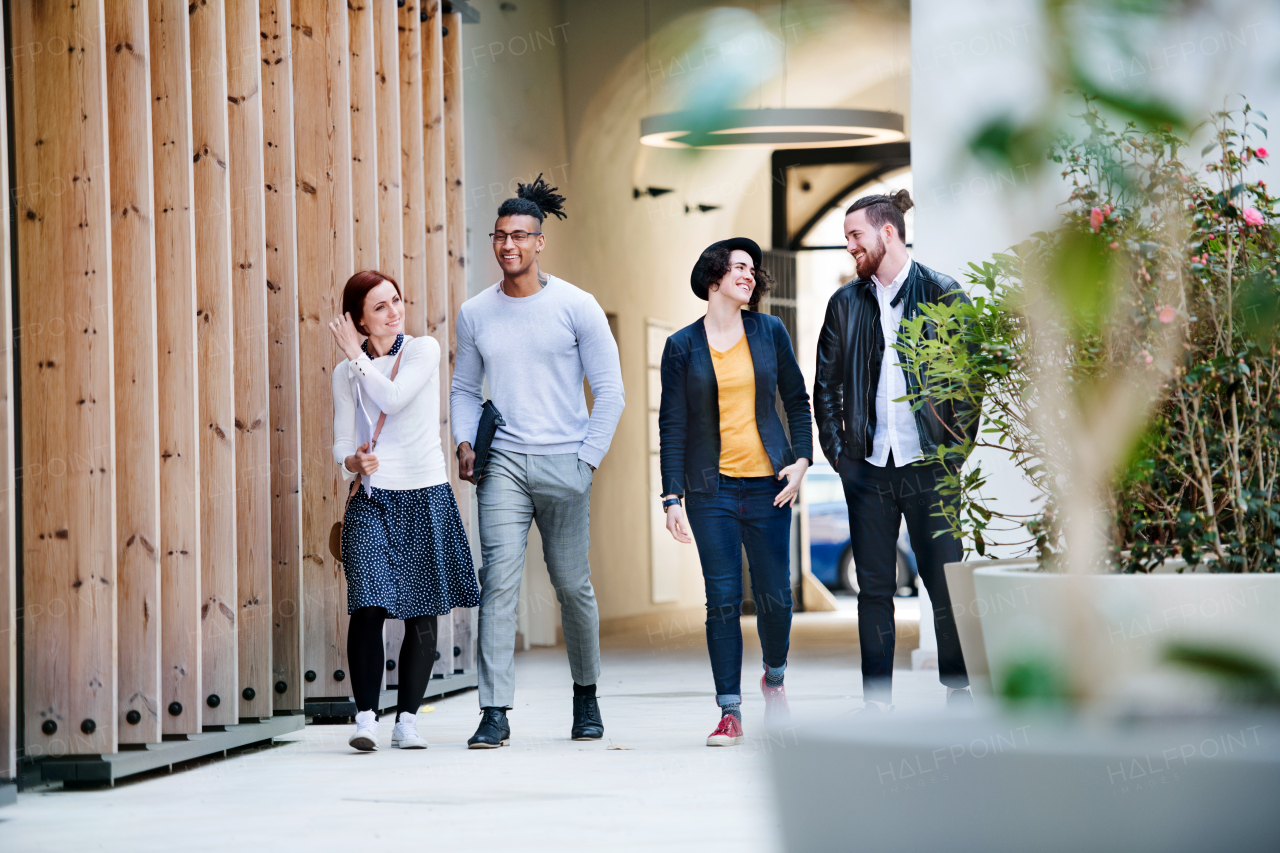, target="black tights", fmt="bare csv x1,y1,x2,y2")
347,607,438,718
